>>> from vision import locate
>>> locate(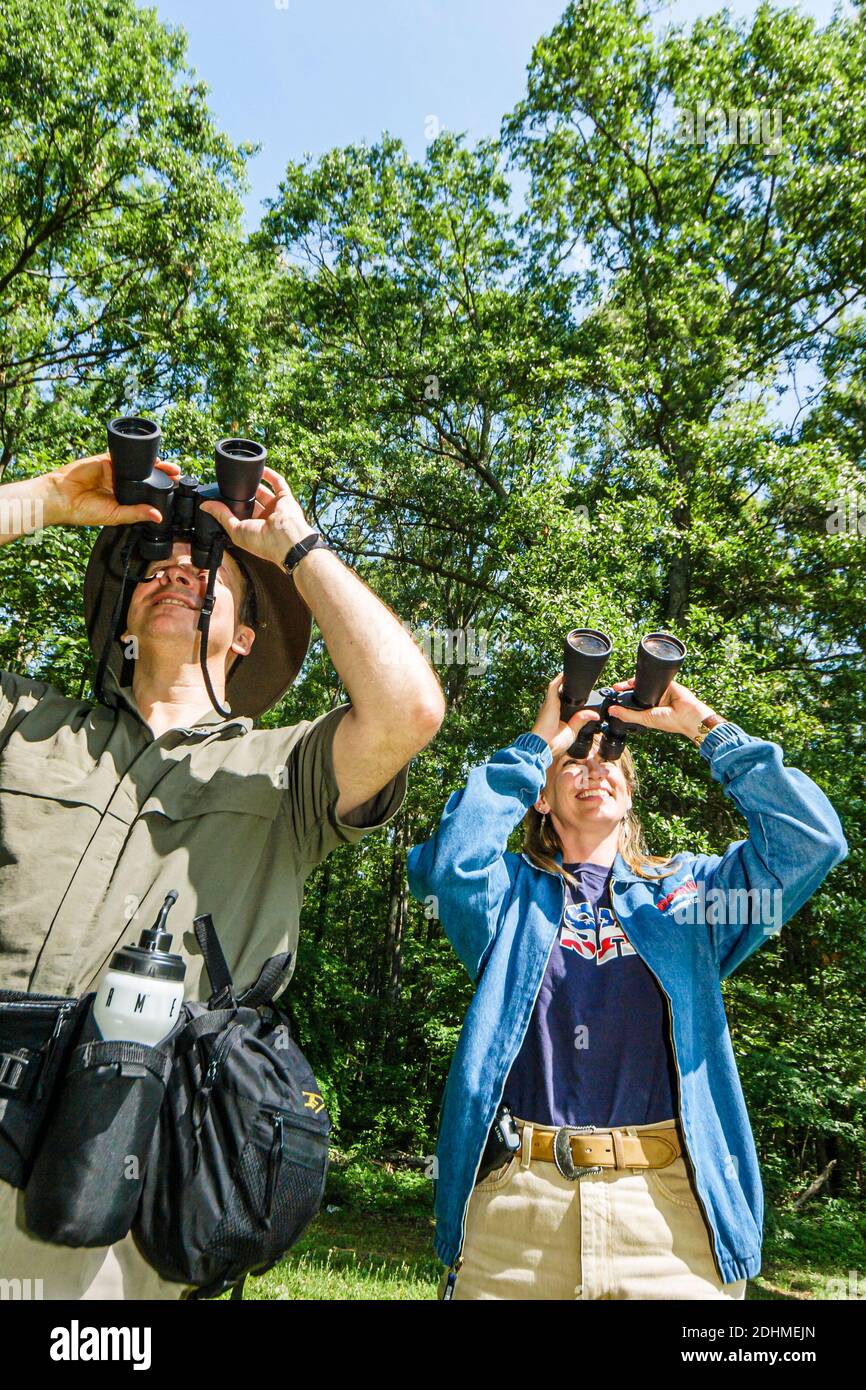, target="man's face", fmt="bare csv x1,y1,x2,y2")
535,733,632,832
122,541,255,674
